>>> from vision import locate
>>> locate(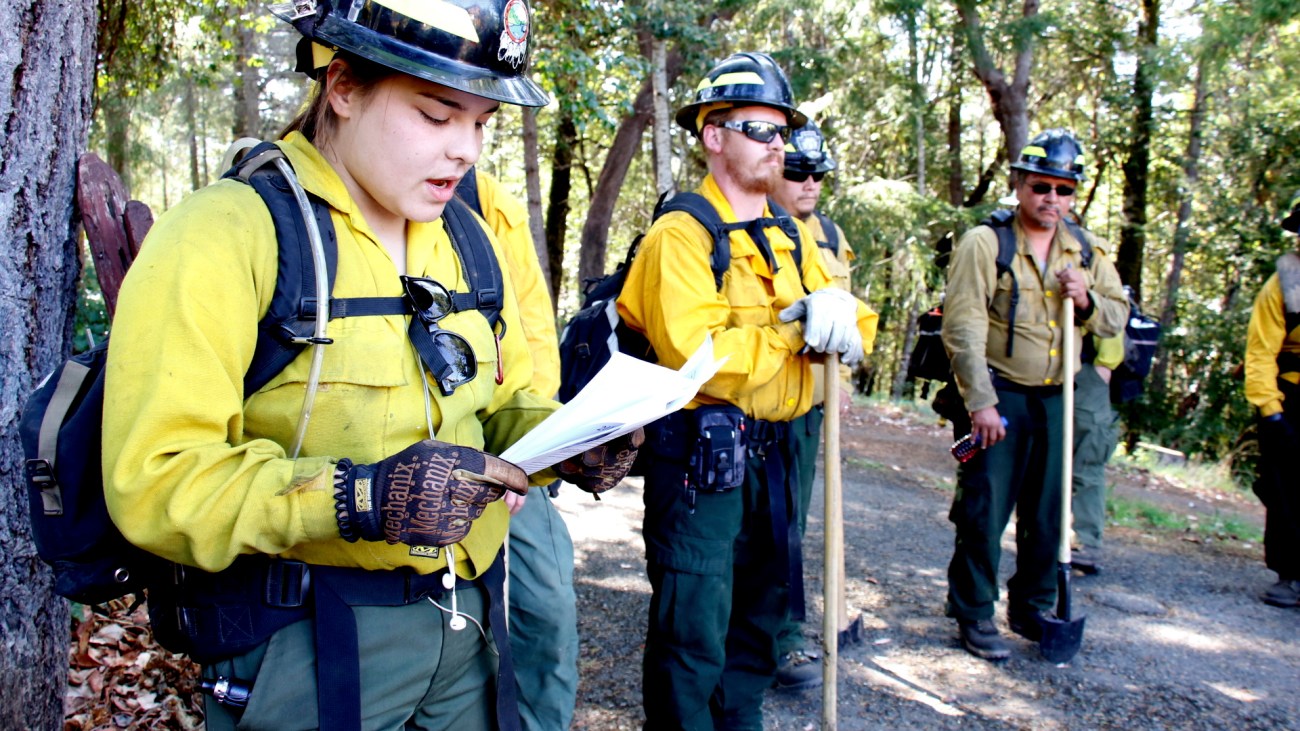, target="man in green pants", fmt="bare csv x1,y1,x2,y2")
769,118,856,690
1071,331,1124,575
618,52,878,728
941,129,1125,660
